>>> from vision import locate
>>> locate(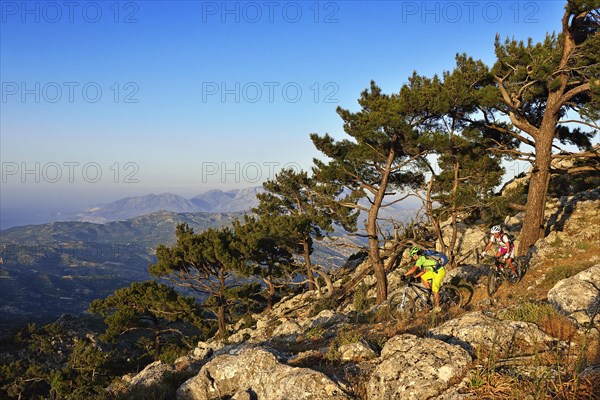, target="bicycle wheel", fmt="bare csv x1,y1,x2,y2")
388,292,414,321
487,269,503,297
440,285,463,310
412,295,430,314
